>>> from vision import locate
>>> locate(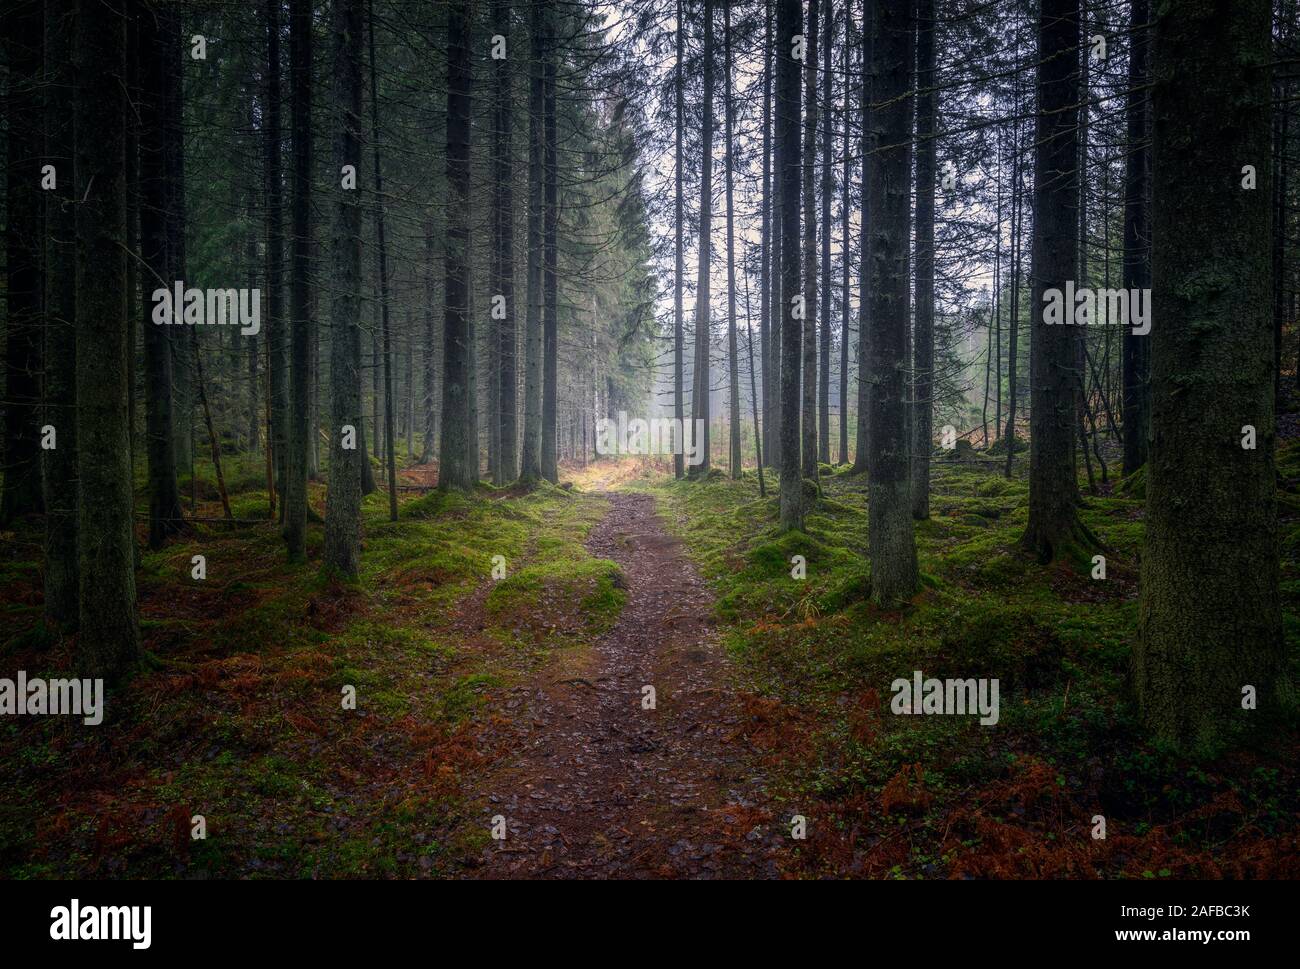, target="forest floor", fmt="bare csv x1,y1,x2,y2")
465,491,781,878
1,441,1298,879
